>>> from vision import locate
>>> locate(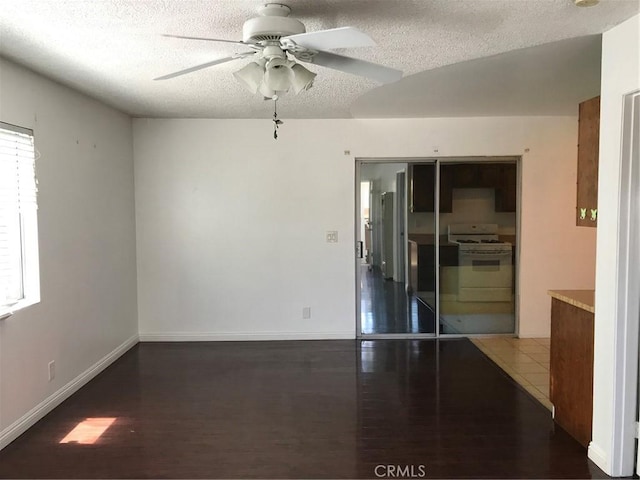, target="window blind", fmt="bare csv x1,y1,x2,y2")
0,122,37,307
